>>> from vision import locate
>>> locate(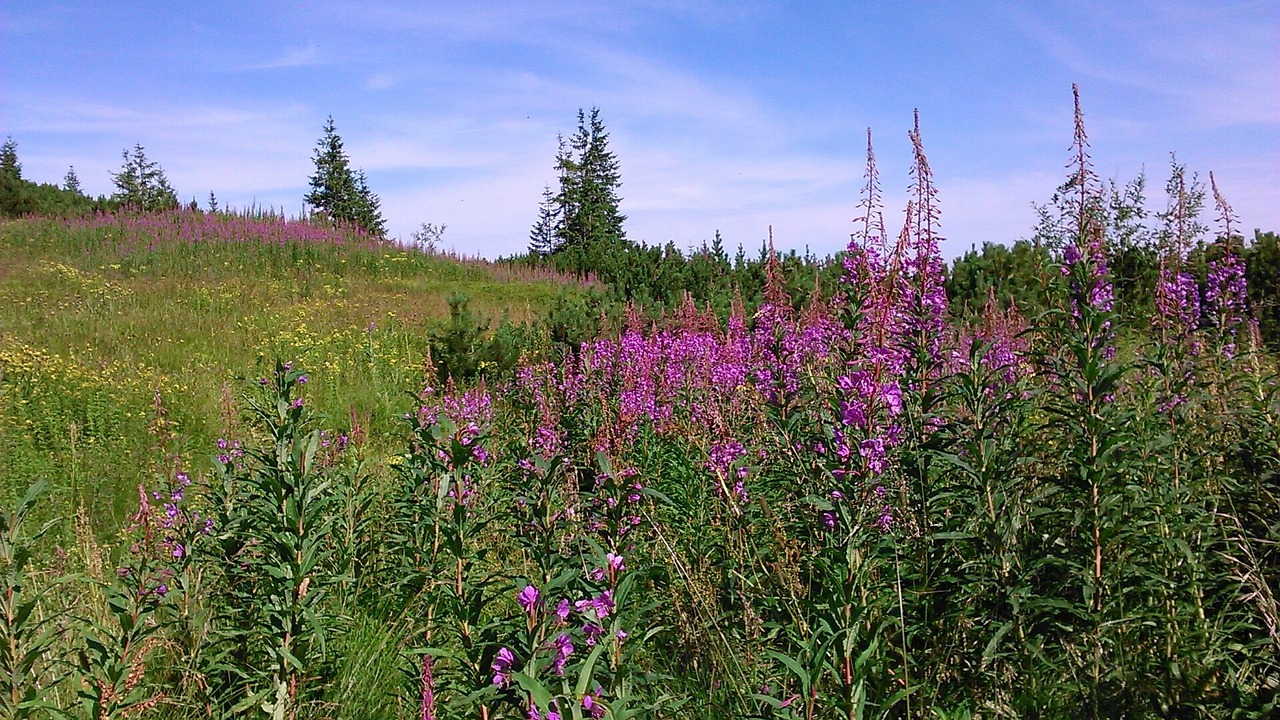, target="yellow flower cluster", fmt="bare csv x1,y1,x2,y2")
42,261,136,304
0,338,157,446
0,339,144,394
